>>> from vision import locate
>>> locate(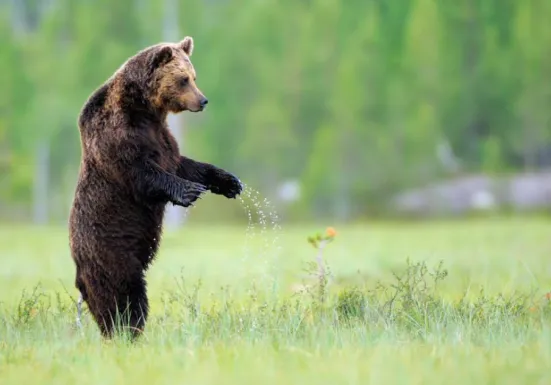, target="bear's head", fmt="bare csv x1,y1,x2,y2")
148,37,207,113
119,37,208,114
